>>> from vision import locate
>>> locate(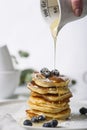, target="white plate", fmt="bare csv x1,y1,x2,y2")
14,100,87,130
